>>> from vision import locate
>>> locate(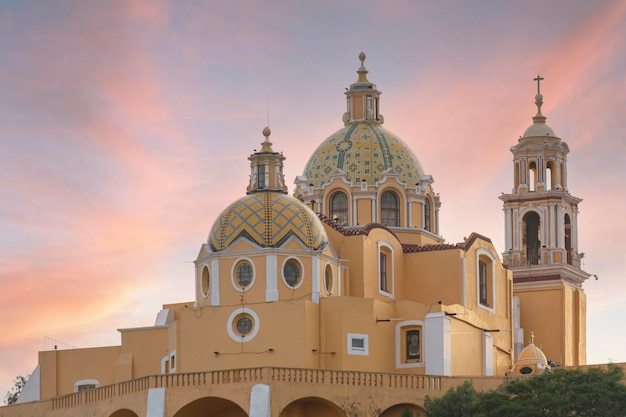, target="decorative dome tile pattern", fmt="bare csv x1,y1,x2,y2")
209,191,328,252
303,123,424,187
